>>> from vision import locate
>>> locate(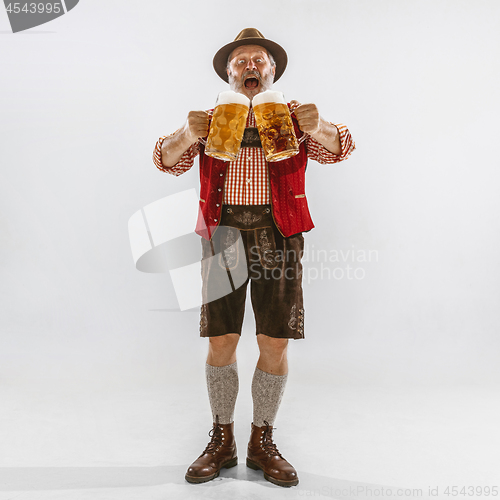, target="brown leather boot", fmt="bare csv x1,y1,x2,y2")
246,420,299,487
185,415,238,484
